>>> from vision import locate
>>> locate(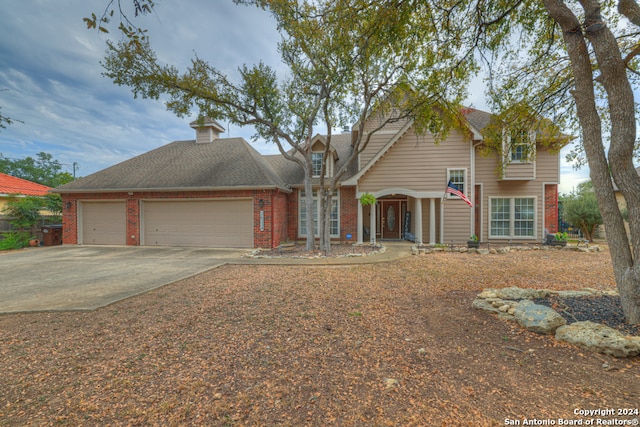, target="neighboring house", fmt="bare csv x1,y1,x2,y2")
0,172,52,231
55,110,567,248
